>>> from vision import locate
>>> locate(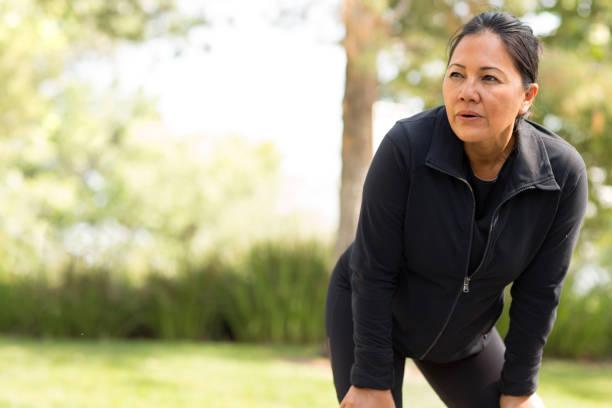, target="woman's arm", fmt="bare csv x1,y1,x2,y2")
501,164,588,395
349,124,410,390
